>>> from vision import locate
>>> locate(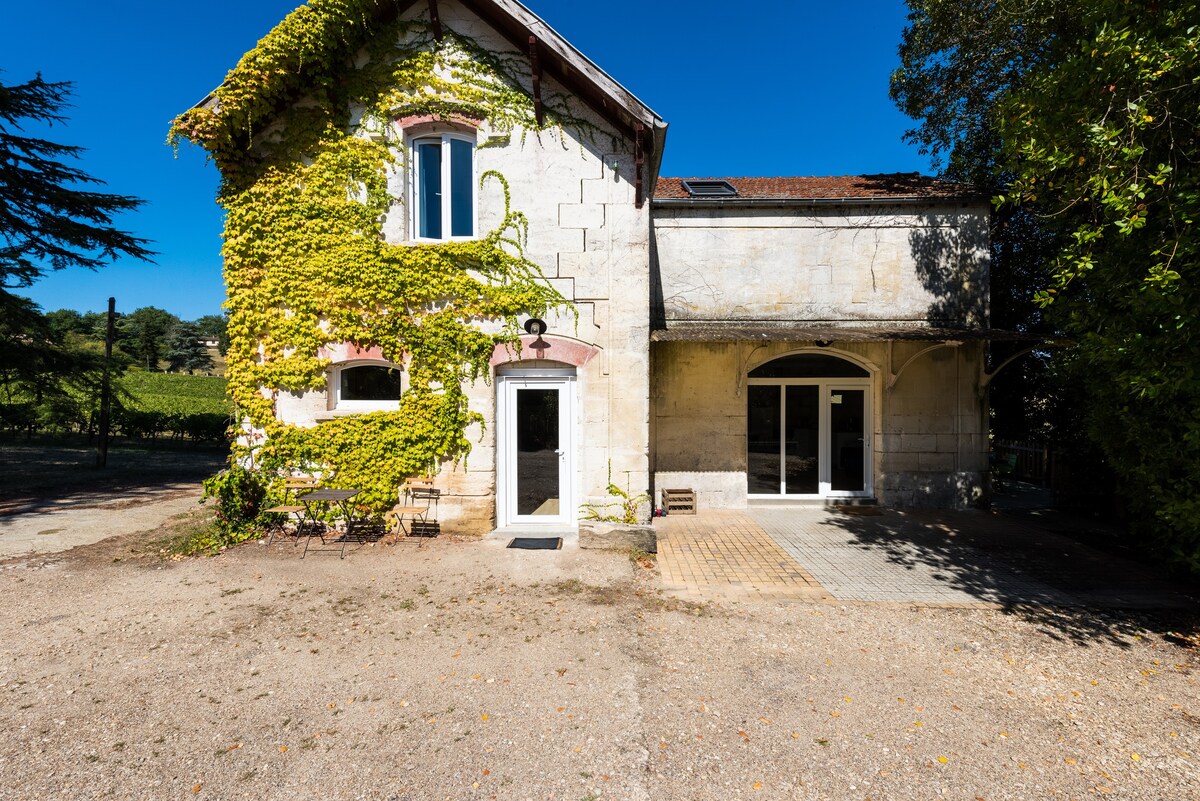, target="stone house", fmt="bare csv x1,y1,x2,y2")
203,0,1005,533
